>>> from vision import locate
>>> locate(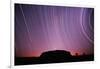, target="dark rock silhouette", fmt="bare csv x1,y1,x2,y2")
15,50,94,65
40,50,72,63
